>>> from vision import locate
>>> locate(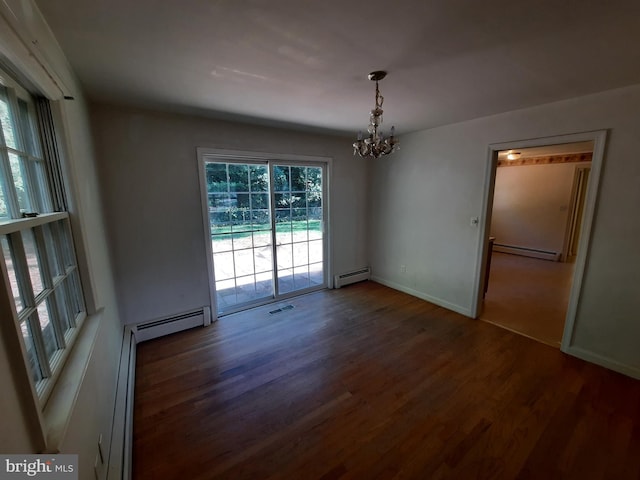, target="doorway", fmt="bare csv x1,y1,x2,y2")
474,131,606,351
198,150,328,317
